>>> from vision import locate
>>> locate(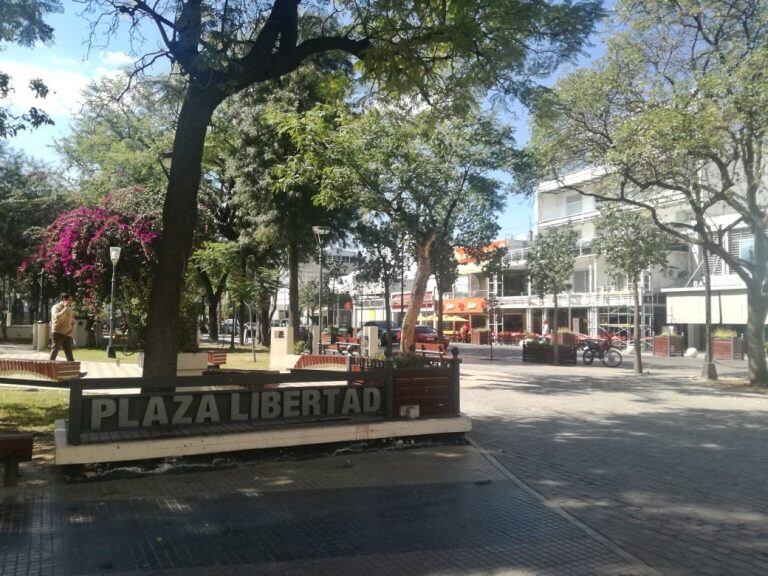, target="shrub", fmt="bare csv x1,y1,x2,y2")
293,340,307,355
393,352,433,369
524,340,552,349
713,328,738,339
